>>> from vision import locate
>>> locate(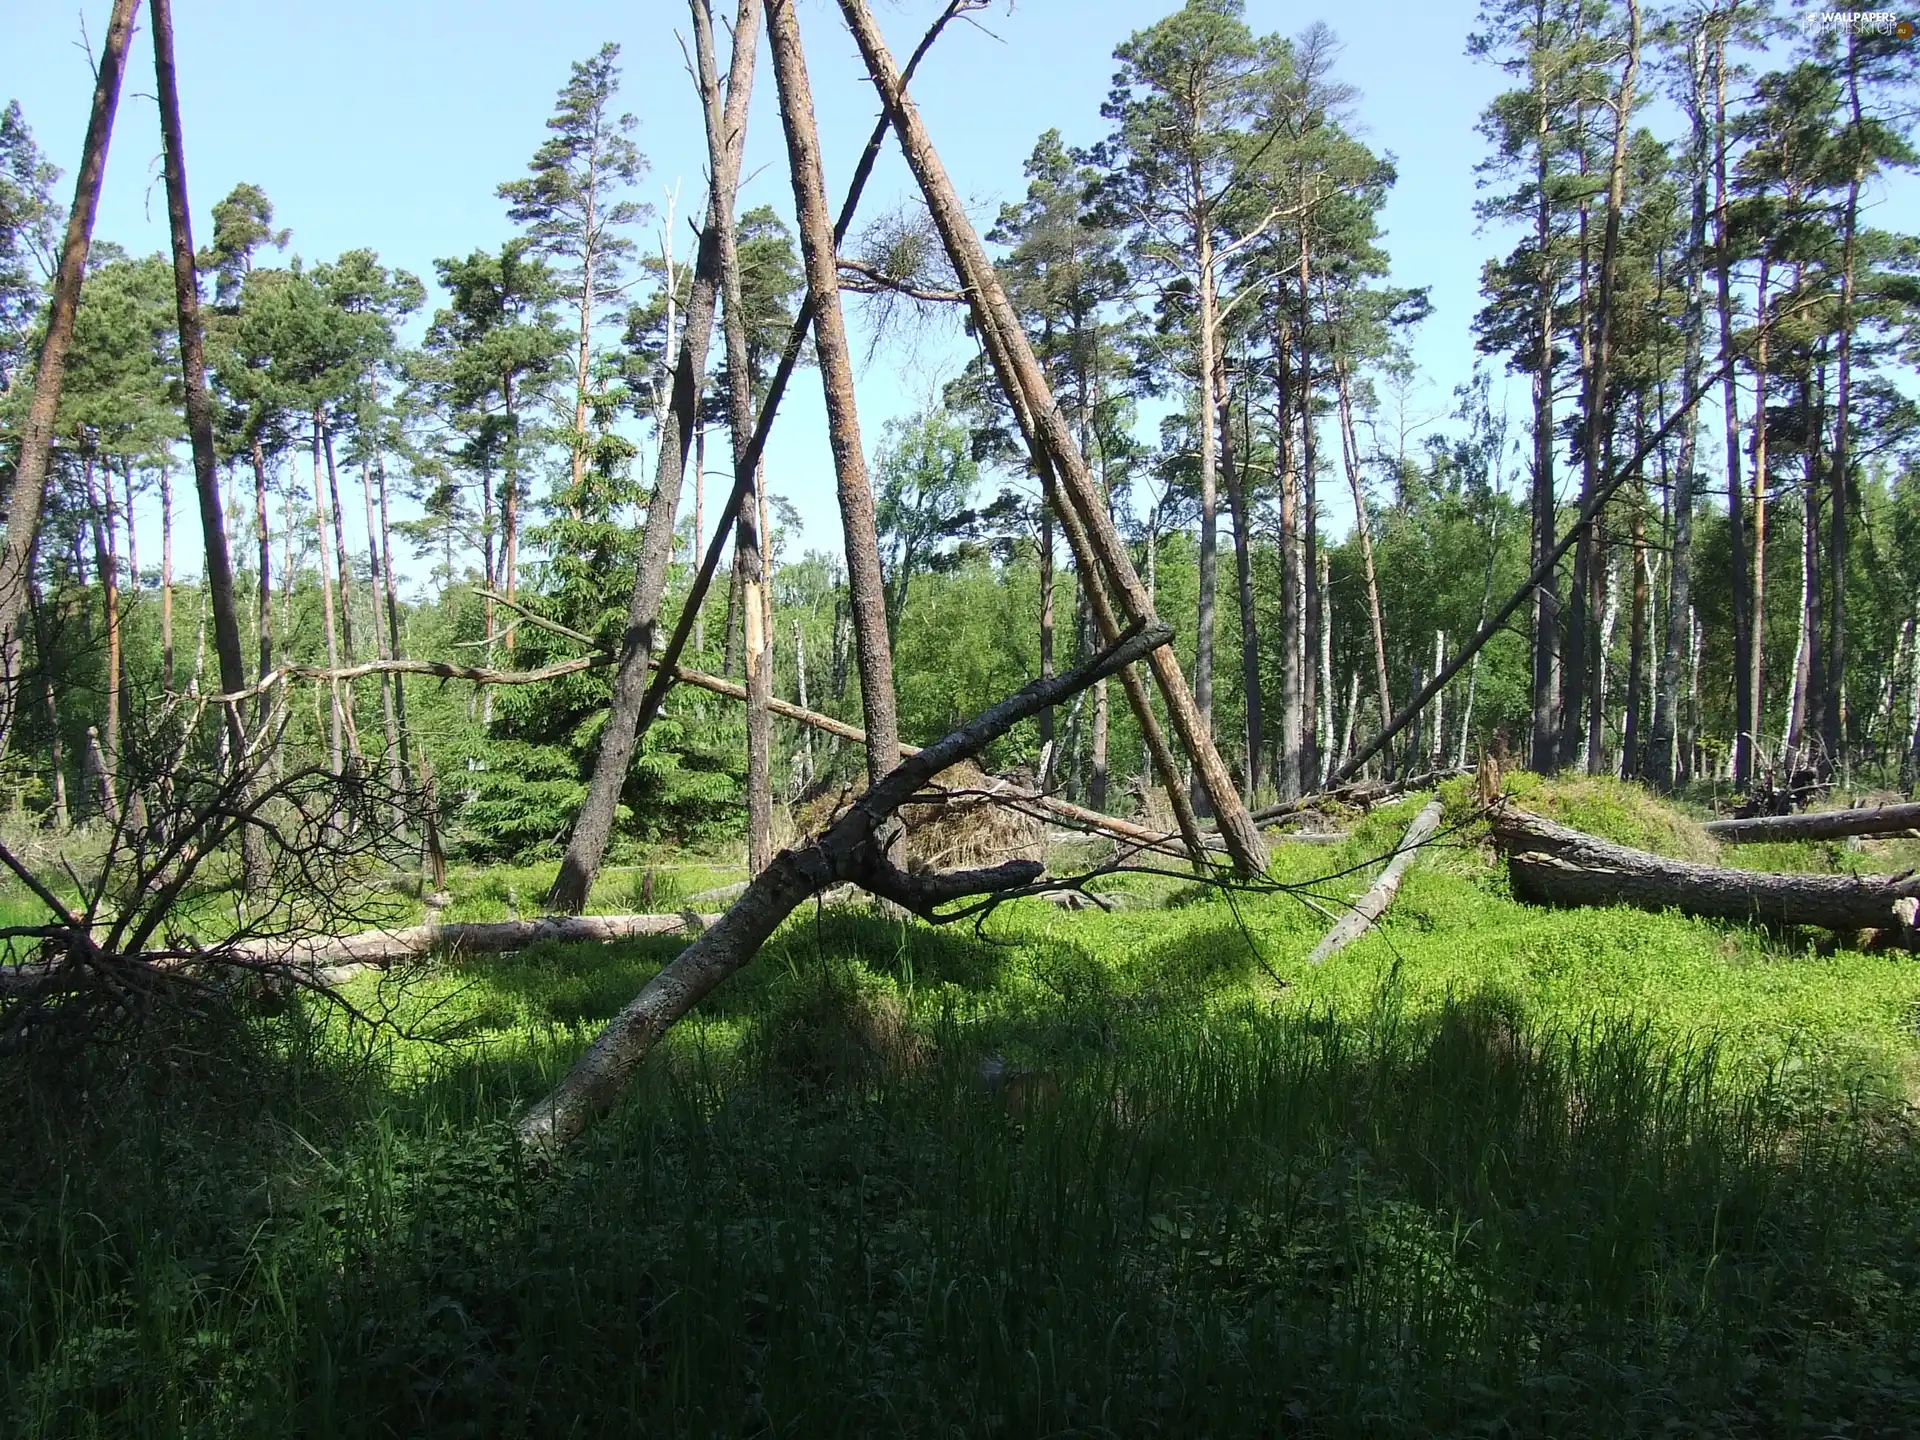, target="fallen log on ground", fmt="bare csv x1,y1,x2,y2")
516,620,1172,1153
1491,805,1920,934
0,913,729,998
1703,801,1920,846
1306,800,1443,964
1251,768,1467,828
